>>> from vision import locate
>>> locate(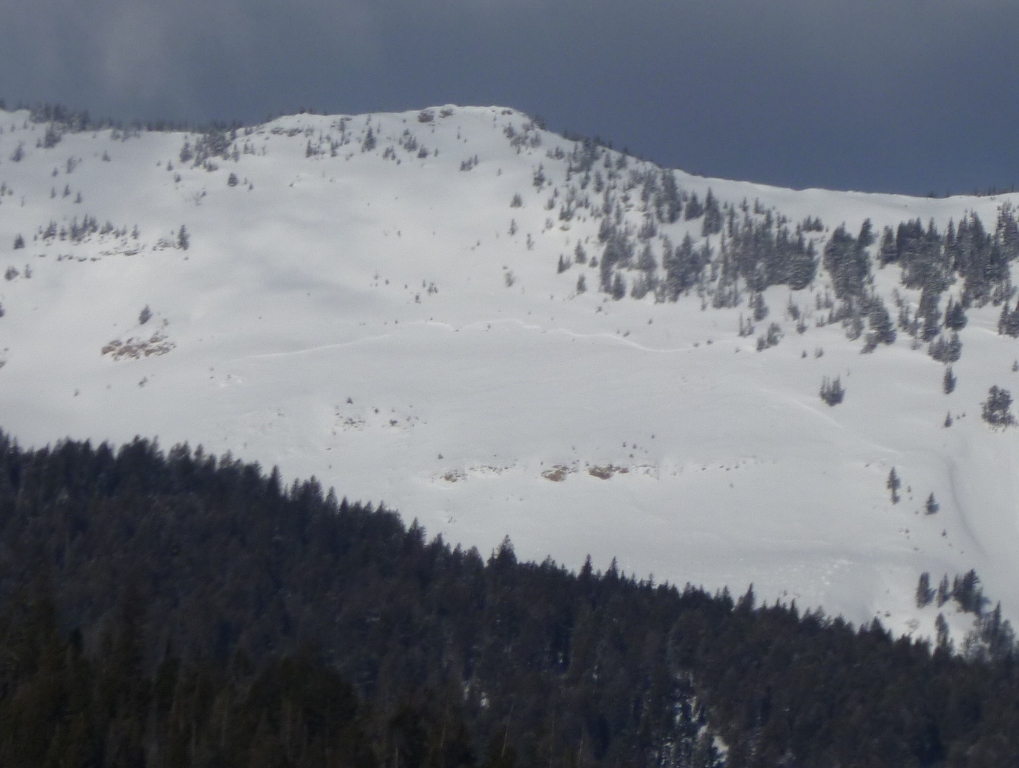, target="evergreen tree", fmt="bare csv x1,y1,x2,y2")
611,272,626,300
362,127,376,152
943,366,956,395
982,386,1015,427
878,226,897,265
937,574,951,606
887,468,901,504
684,193,704,220
944,298,968,331
916,572,934,608
865,298,896,348
701,190,723,236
